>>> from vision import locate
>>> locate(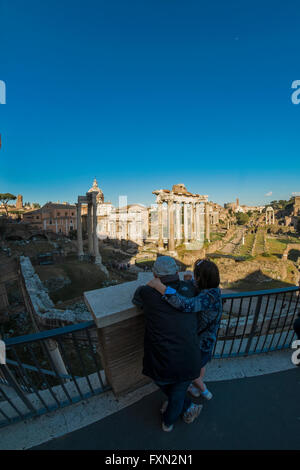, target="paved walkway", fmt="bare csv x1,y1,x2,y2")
221,228,244,254
32,368,300,450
